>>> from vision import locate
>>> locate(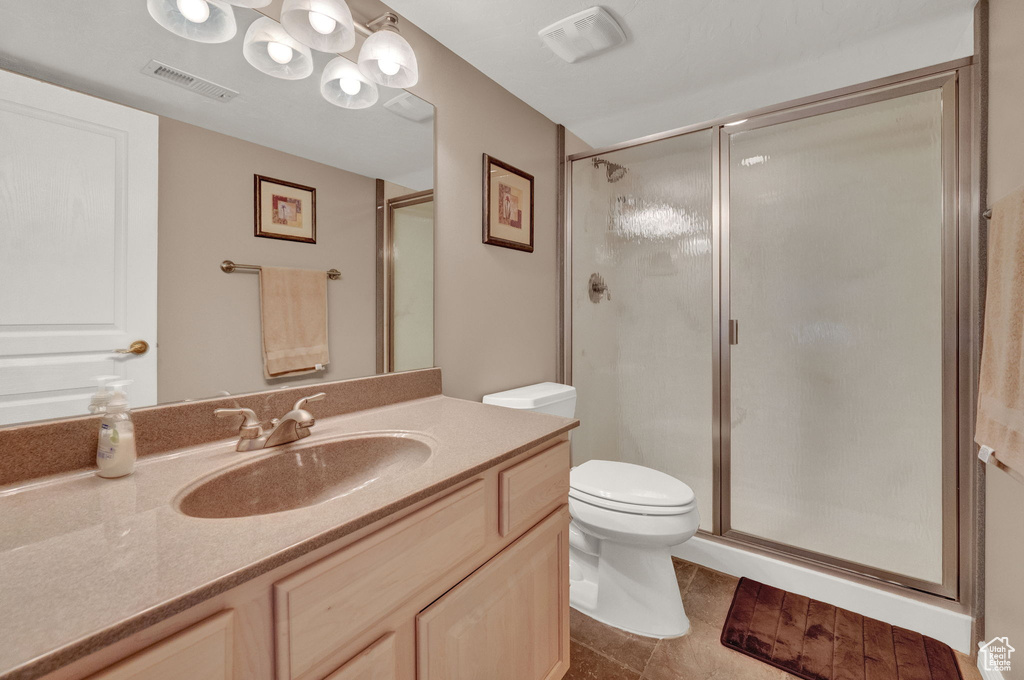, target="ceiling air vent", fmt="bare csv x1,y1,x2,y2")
383,91,434,123
538,7,626,64
141,60,238,102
